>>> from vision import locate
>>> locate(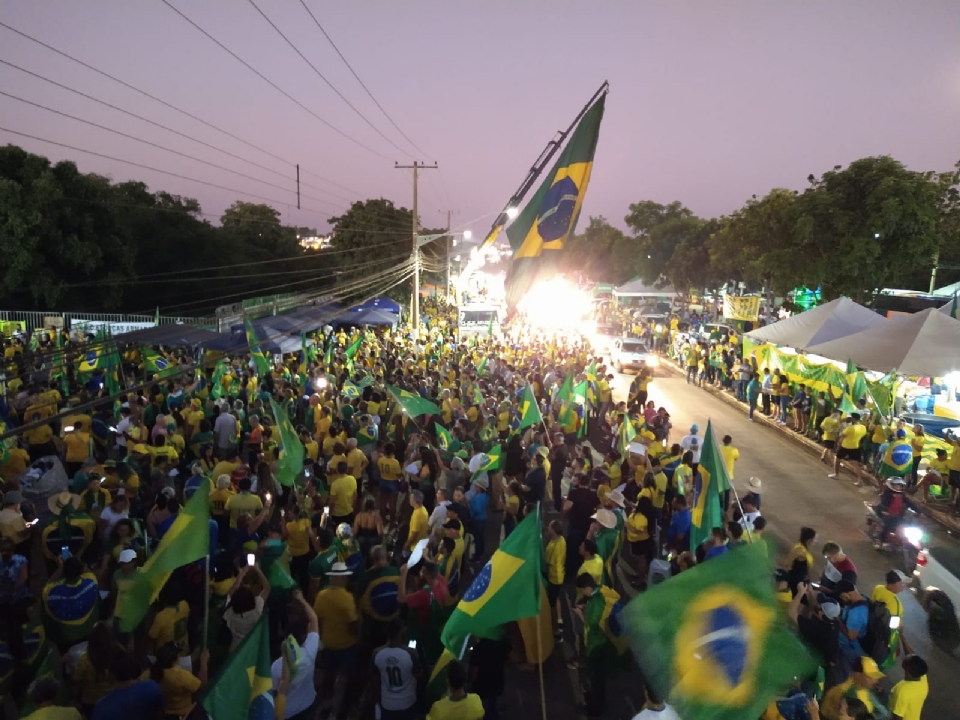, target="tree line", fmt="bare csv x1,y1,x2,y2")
0,145,447,315
562,156,960,303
